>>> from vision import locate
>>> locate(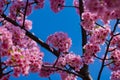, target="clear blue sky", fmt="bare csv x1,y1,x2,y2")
10,0,111,80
